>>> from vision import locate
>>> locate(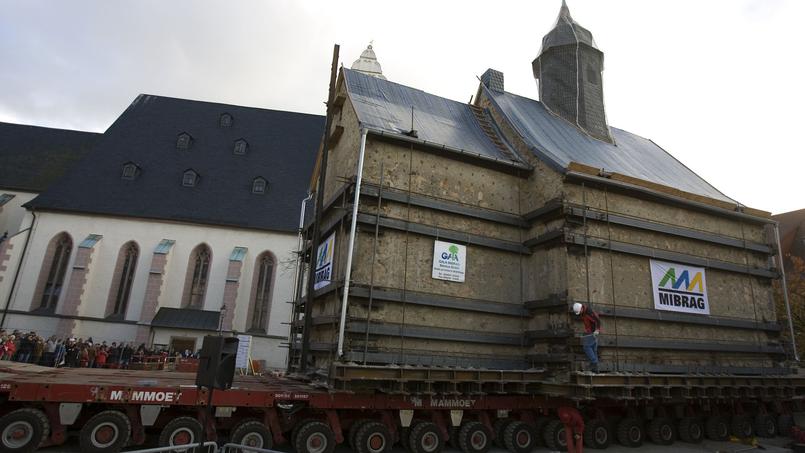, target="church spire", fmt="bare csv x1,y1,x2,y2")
351,42,387,80
533,1,612,143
